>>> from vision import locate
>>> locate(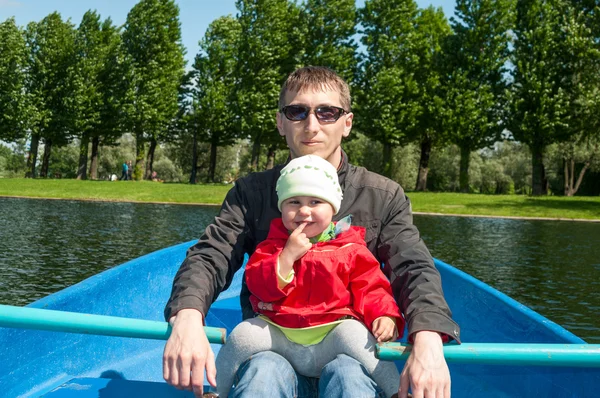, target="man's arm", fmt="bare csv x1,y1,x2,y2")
378,185,458,398
163,181,251,397
164,180,251,321
379,186,460,343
